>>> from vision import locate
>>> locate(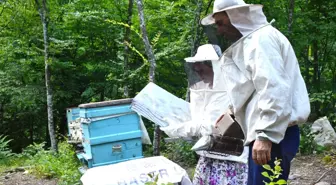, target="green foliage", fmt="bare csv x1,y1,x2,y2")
106,19,143,39
0,135,14,163
20,142,47,158
262,159,287,185
299,124,326,155
162,139,198,167
24,141,81,185
310,91,336,128
145,174,174,185
322,149,336,166
0,0,335,160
